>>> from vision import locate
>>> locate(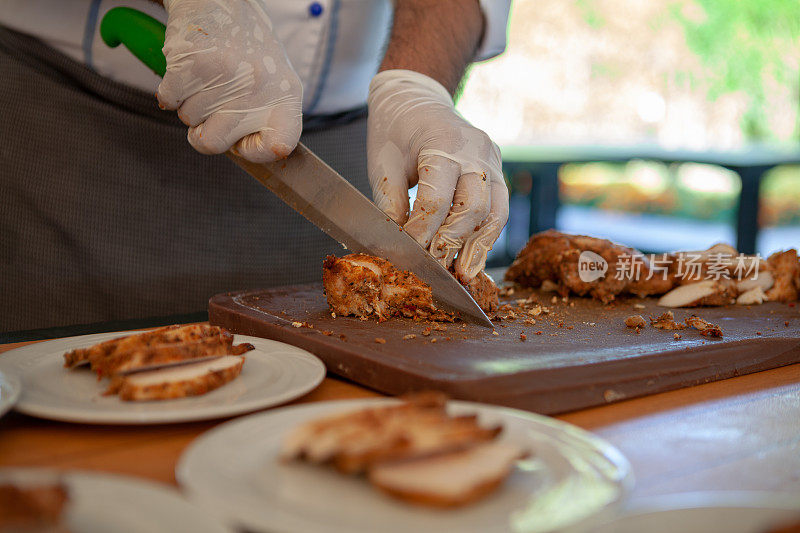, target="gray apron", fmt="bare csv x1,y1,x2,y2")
0,26,370,331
